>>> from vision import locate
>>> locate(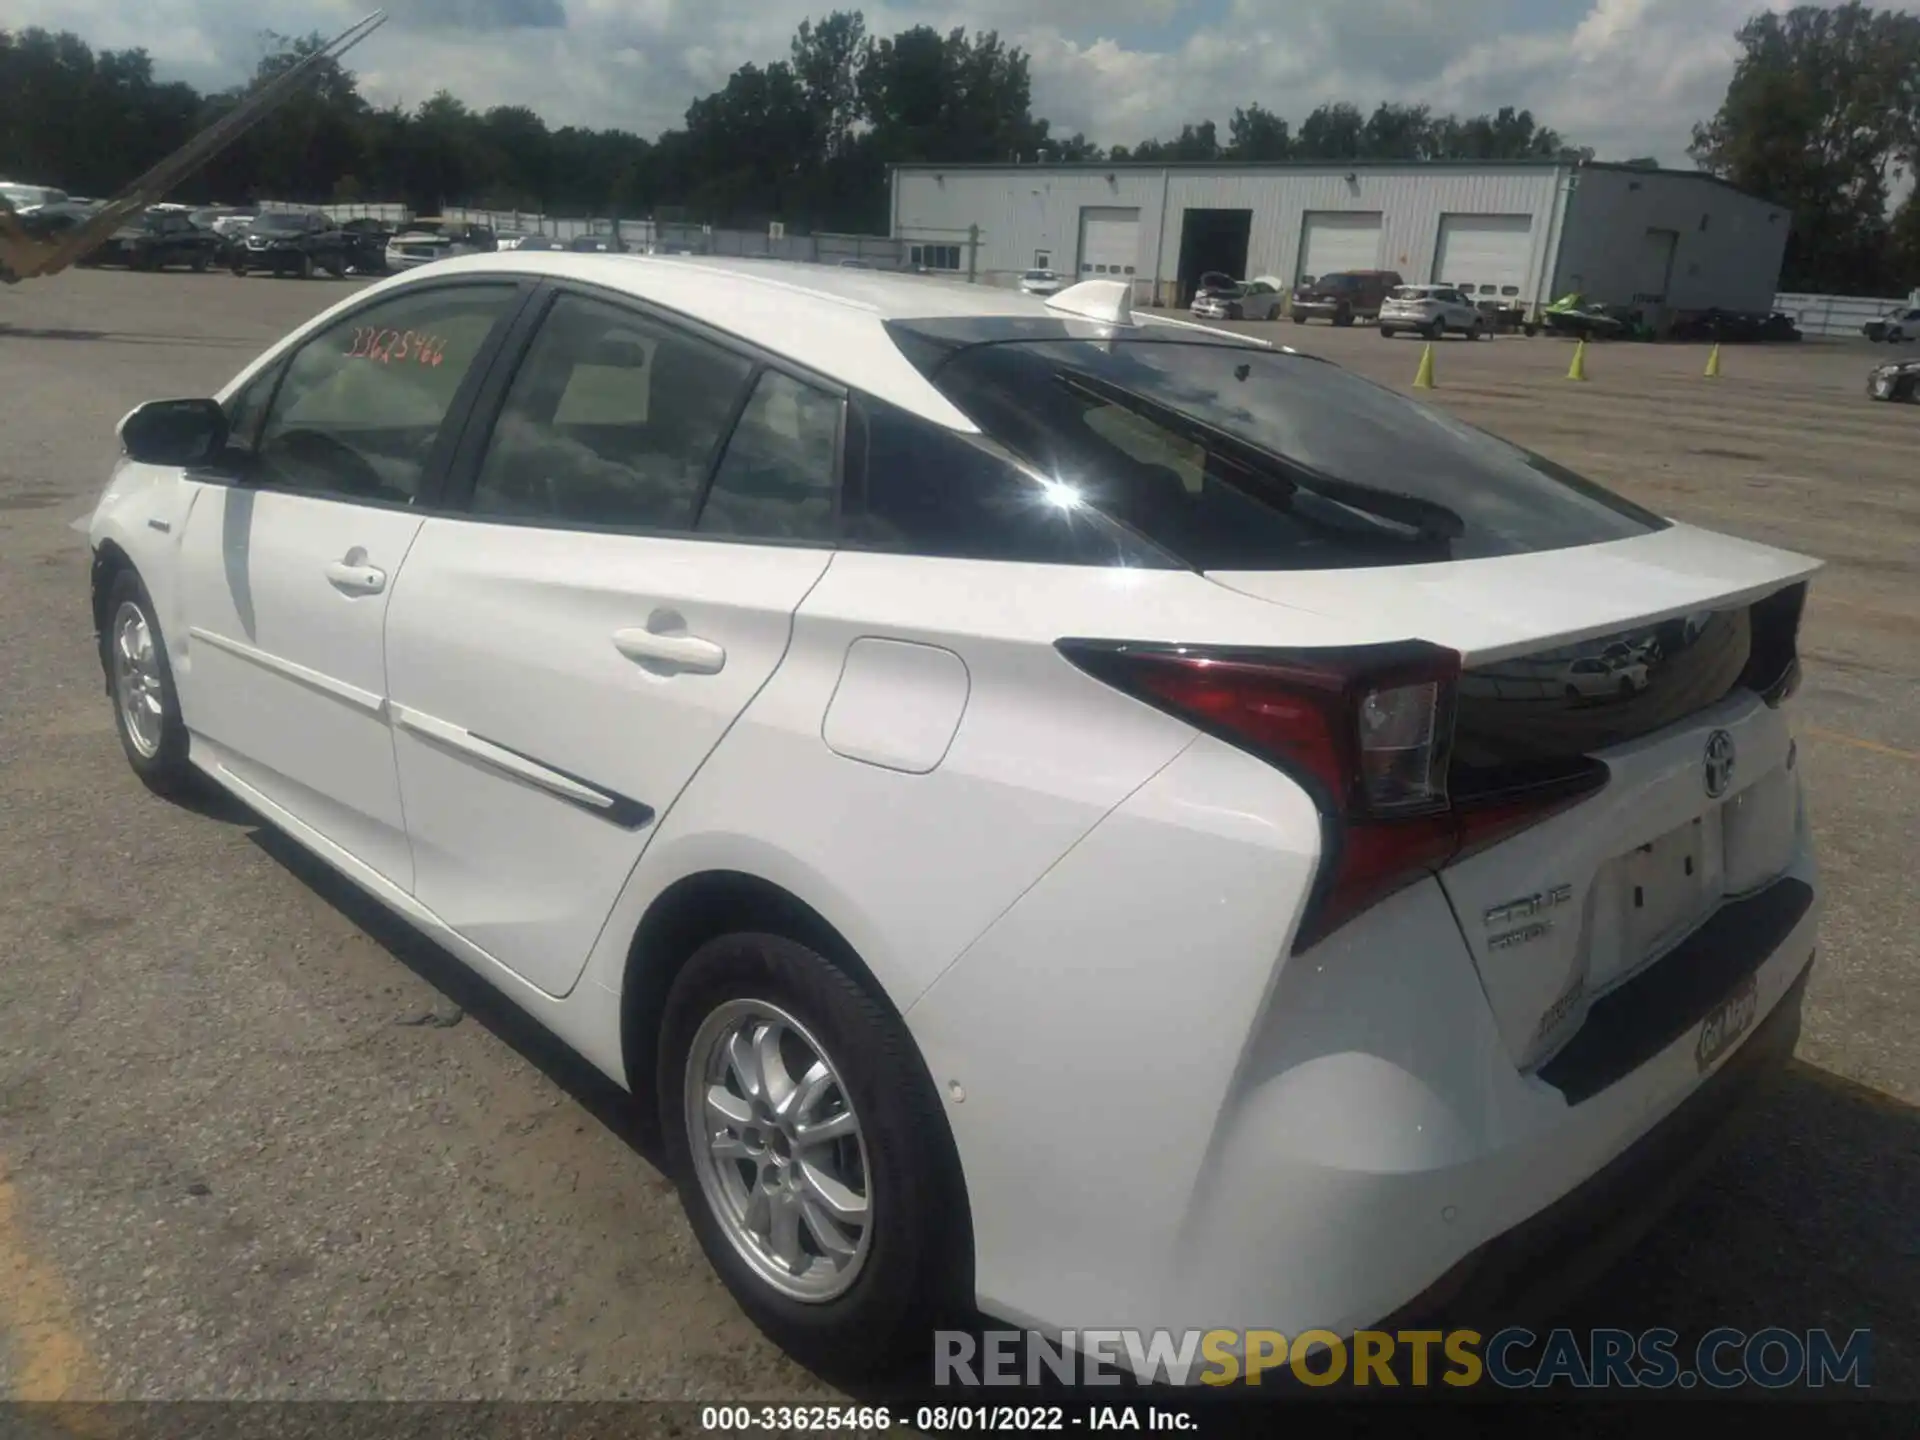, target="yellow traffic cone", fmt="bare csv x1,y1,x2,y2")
1704,342,1722,378
1567,338,1589,381
1412,341,1436,390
